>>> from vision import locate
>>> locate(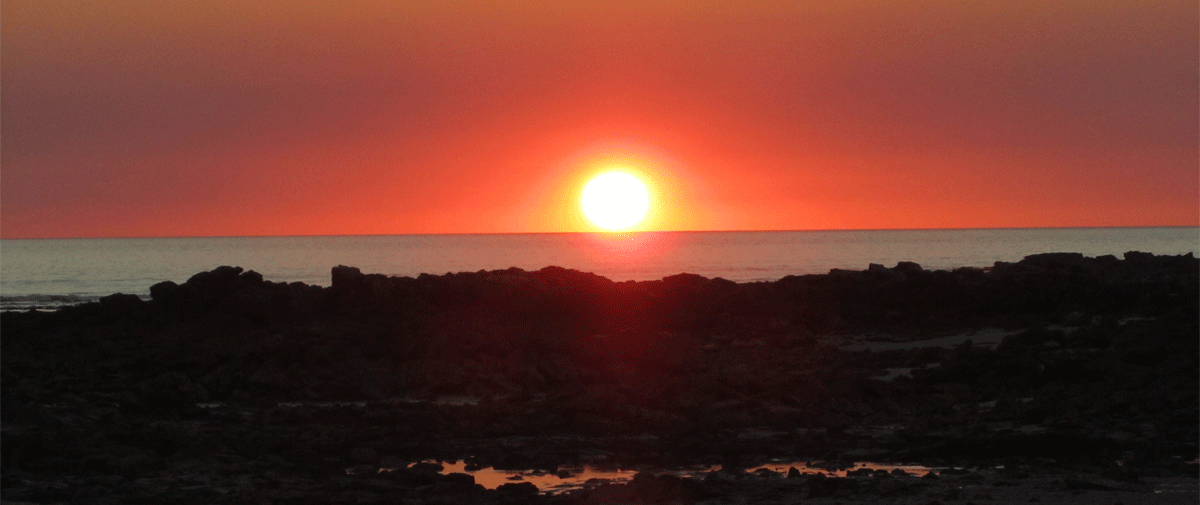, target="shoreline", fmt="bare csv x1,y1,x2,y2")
5,227,1198,305
3,251,1197,503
